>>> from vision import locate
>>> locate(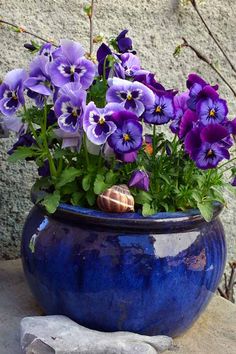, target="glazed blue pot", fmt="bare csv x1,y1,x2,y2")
21,201,226,337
